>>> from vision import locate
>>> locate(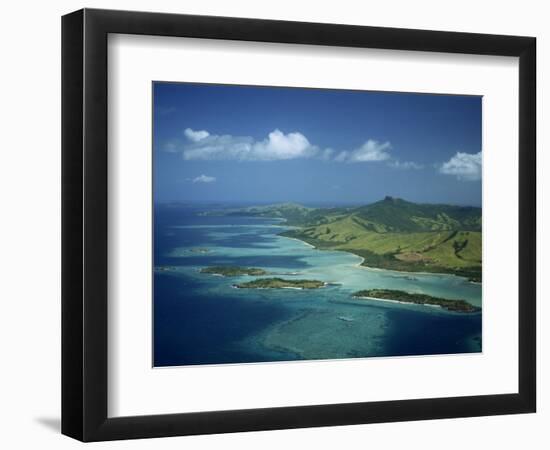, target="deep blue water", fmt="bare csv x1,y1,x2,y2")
154,205,481,367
